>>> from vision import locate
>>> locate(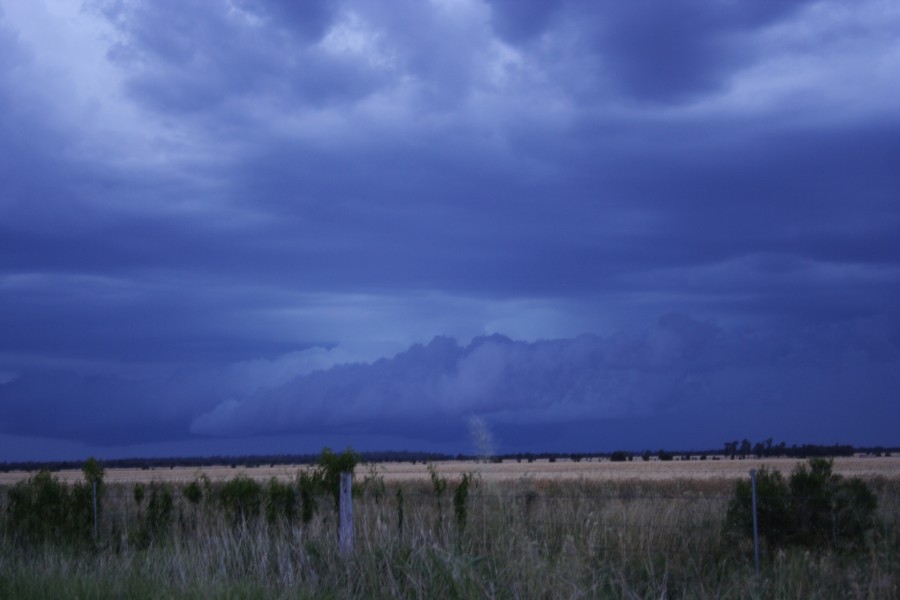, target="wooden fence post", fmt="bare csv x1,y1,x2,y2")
339,471,353,554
